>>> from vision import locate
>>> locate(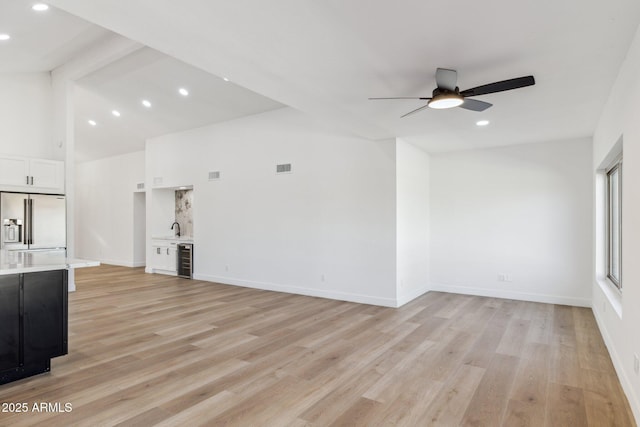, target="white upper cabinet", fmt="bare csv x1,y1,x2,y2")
0,157,30,187
29,159,64,191
0,155,64,194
